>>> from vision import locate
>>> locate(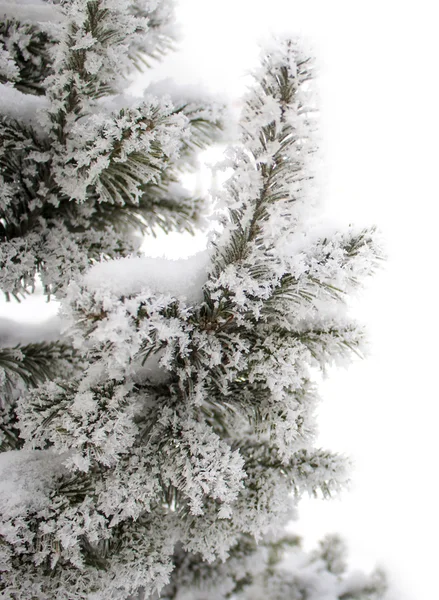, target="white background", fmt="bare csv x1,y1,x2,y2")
1,1,437,598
